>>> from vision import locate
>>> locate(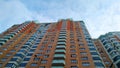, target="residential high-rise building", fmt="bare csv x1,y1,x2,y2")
94,32,120,68
0,19,106,68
